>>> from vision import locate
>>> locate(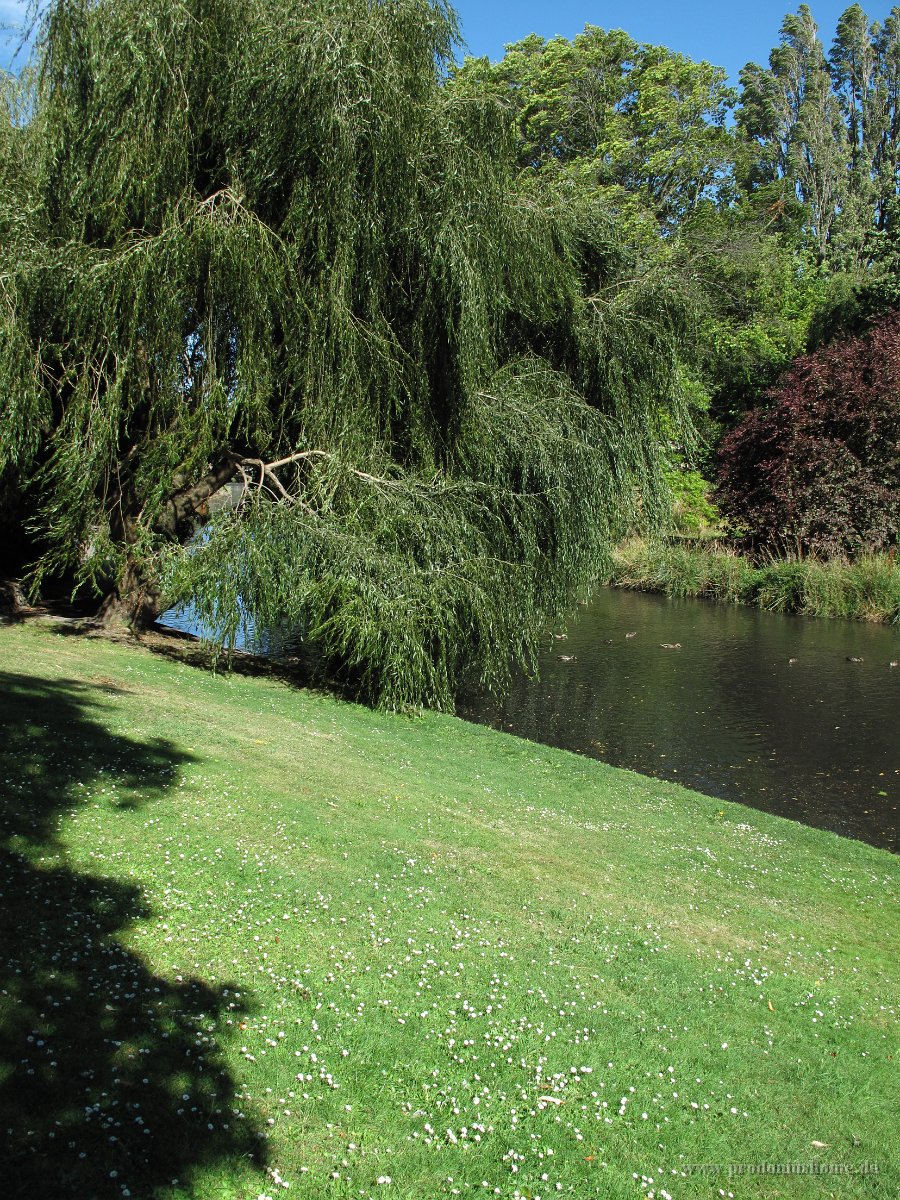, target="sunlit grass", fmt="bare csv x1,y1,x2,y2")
1,620,897,1199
